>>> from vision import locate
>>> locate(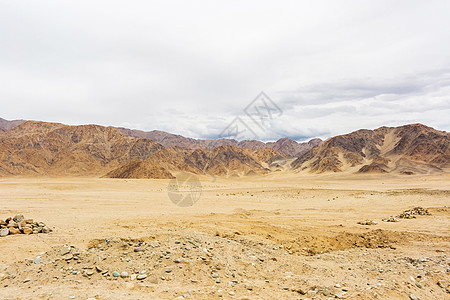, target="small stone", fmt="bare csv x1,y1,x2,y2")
13,214,24,223
0,228,9,237
322,289,331,296
137,274,147,280
23,228,33,235
212,273,219,278
174,258,181,263
95,266,102,272
60,247,71,256
34,258,42,264
130,274,137,280
165,269,172,273
64,254,74,261
133,247,145,252
112,271,120,277
415,283,422,288
335,292,346,299
42,227,50,234
121,271,129,278
86,270,94,276
23,278,31,283
409,294,419,300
